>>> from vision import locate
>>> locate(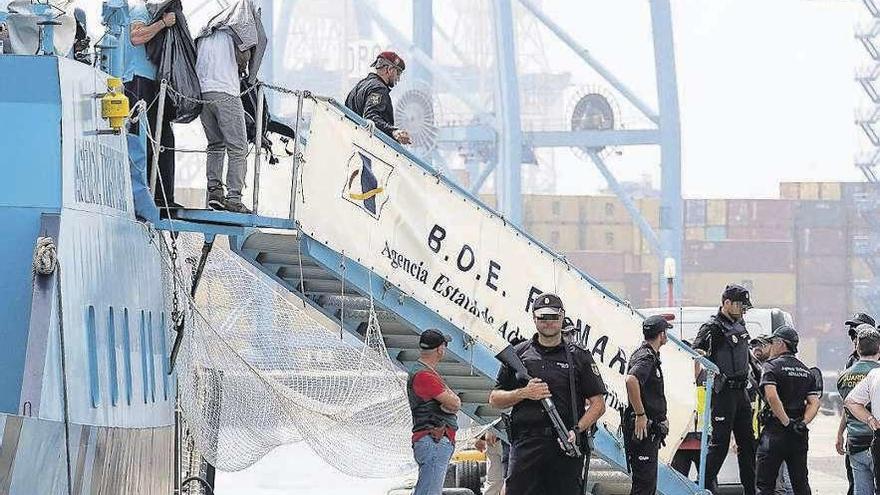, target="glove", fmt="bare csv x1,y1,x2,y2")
787,420,808,437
